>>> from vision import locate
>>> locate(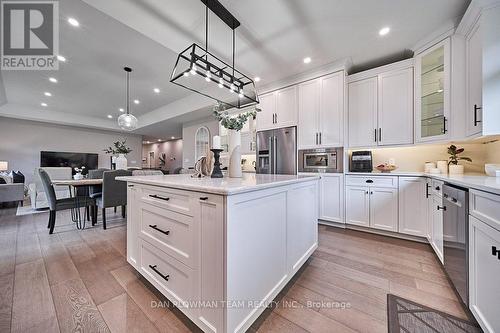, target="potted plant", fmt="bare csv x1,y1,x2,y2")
104,140,133,170
213,102,259,178
447,145,472,175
